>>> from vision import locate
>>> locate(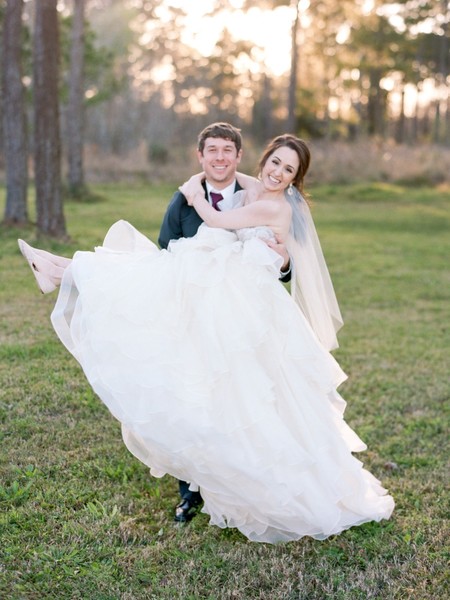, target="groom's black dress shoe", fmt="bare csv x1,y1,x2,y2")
174,498,202,523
